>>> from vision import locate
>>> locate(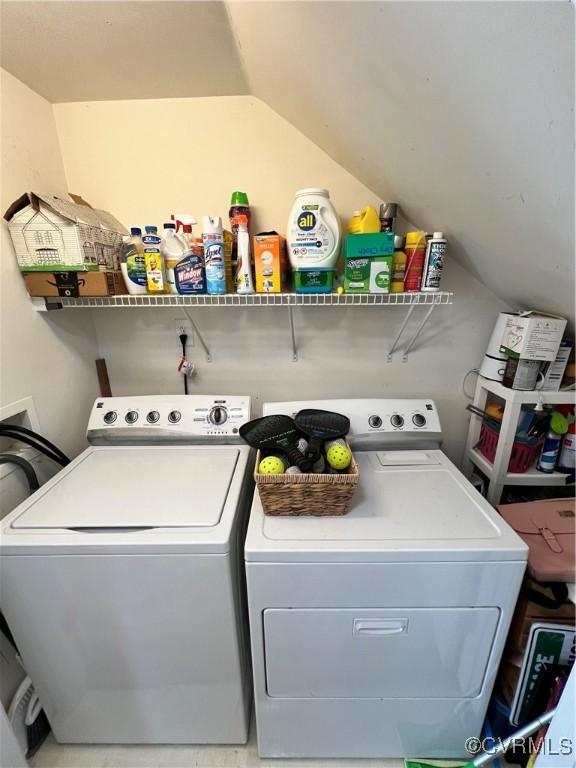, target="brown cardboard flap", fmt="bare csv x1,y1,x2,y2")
68,194,93,208
3,192,39,222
